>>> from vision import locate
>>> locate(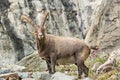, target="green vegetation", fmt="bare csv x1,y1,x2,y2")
87,54,108,78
